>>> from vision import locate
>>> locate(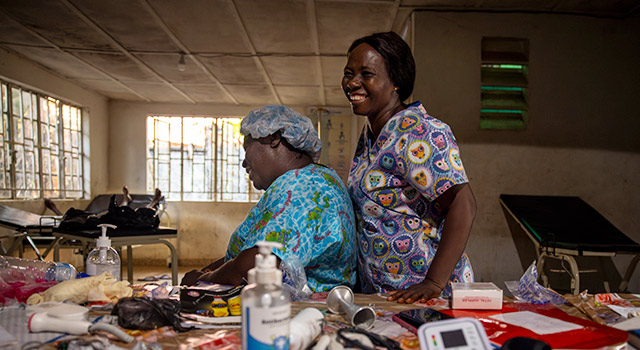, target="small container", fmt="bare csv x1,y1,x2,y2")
85,224,121,280
241,241,290,349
